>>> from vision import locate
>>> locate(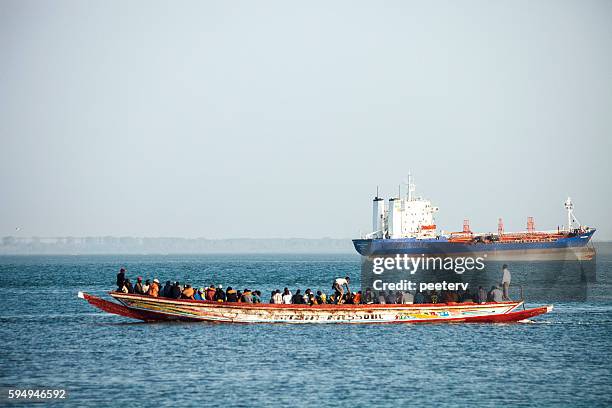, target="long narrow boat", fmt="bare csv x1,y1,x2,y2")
78,291,552,324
